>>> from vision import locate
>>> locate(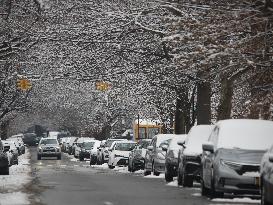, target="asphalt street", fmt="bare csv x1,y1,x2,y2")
28,147,260,205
